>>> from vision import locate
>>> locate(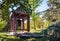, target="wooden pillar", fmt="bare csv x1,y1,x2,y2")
21,17,24,31
10,14,16,32
27,15,30,32
10,18,14,32
10,18,13,32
